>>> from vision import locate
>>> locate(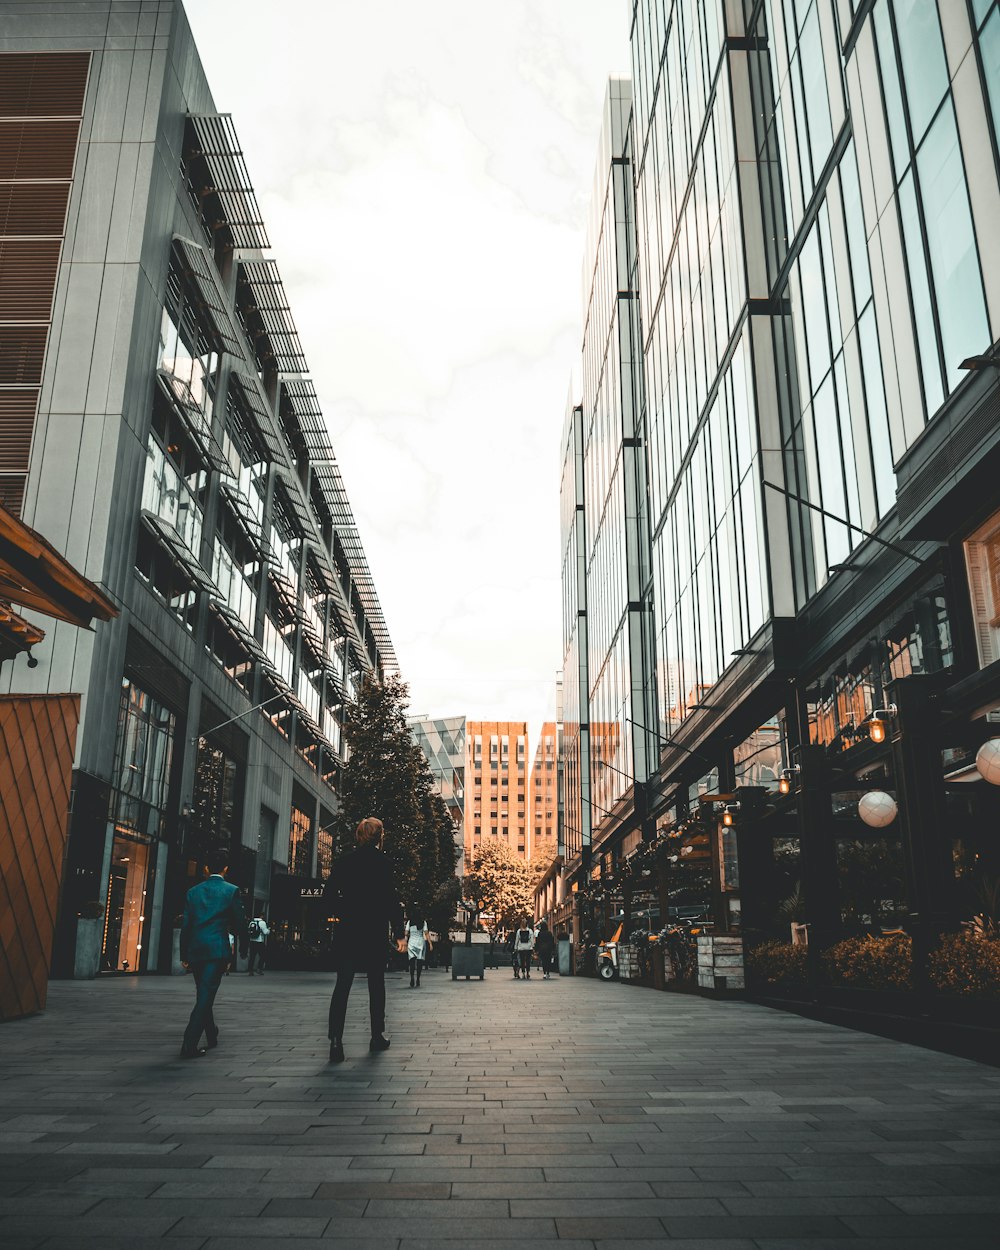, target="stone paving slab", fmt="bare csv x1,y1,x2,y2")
1,969,999,1247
